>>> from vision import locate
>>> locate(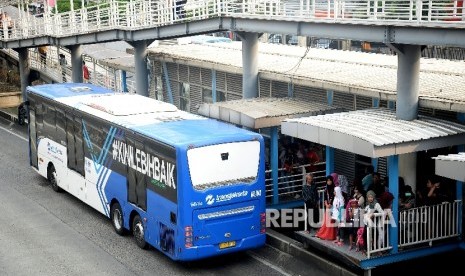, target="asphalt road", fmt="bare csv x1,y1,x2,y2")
0,117,315,276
